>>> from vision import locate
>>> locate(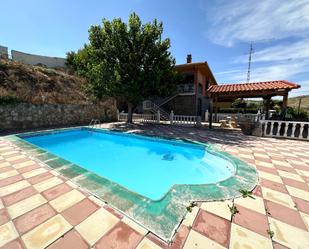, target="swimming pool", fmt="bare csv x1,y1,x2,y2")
12,127,258,242
23,129,234,200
